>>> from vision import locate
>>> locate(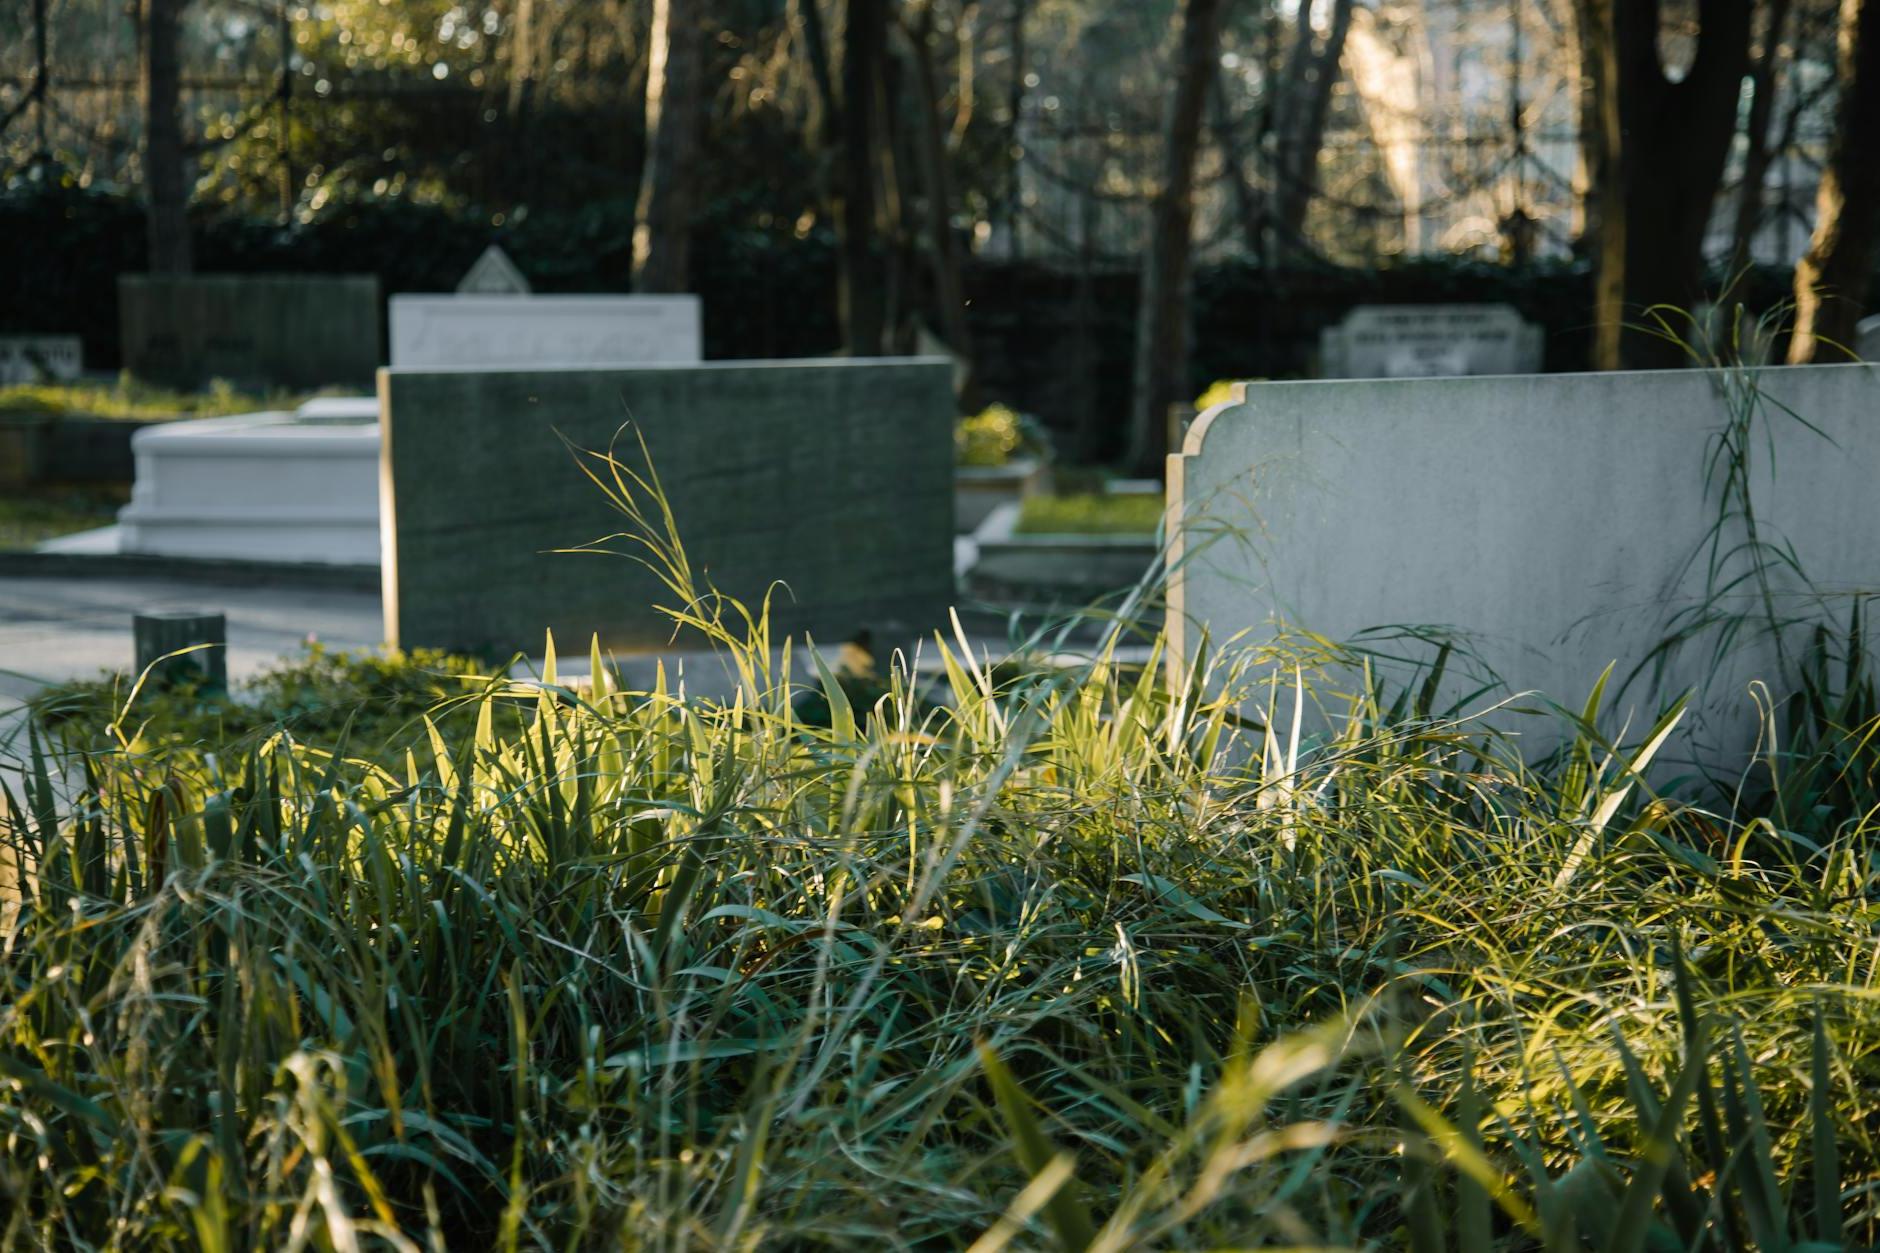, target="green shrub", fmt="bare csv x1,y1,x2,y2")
0,373,304,421
955,402,1031,467
956,405,1053,470
31,643,506,760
